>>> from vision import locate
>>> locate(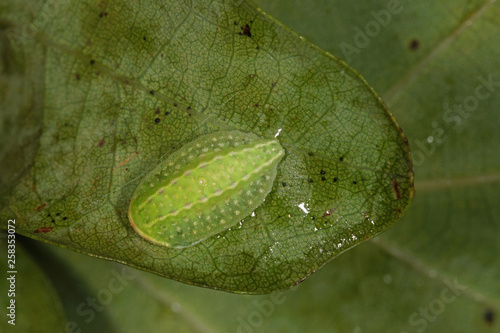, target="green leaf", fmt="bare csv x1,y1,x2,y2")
0,0,412,293
0,232,67,332
2,0,499,332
